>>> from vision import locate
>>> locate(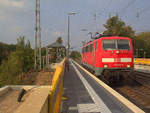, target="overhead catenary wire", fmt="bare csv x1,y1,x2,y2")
138,5,150,15
91,0,112,32
130,5,150,32
98,0,112,16
113,0,150,33
118,0,136,16
135,5,150,21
